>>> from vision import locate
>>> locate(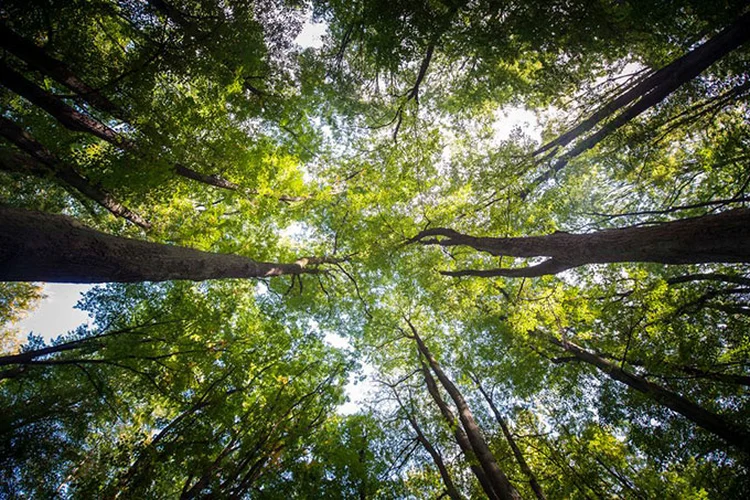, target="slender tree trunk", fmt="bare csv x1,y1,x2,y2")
0,117,150,228
472,377,546,500
667,272,750,287
0,25,126,119
0,62,132,148
409,323,521,500
412,209,750,278
534,10,750,156
420,360,500,500
542,333,750,454
0,66,239,191
587,351,750,388
173,163,240,190
406,413,464,500
391,386,465,500
0,207,334,283
528,11,750,192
